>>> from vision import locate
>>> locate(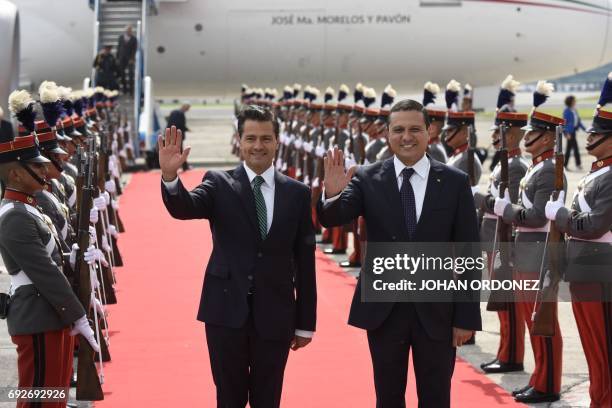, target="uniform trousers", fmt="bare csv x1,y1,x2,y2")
515,272,563,394
486,251,525,364
11,327,74,408
570,282,612,408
